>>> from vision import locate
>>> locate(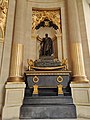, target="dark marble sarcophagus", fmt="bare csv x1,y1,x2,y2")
20,57,77,119
24,70,72,96
20,70,77,119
